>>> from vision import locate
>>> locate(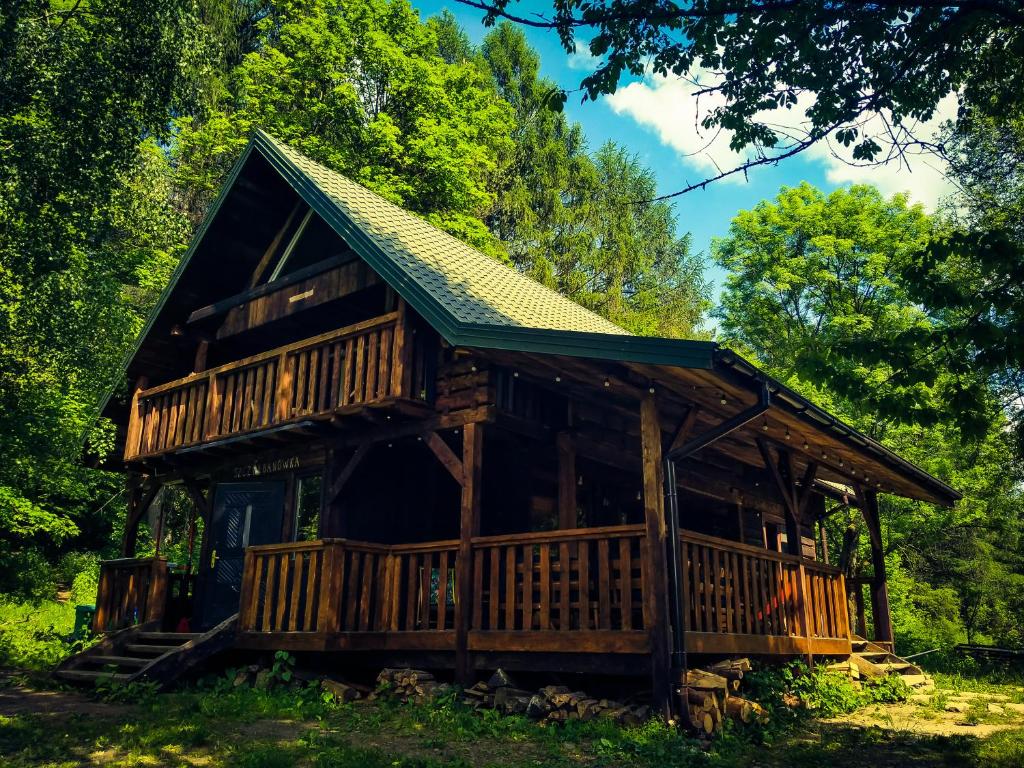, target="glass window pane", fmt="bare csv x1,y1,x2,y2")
294,475,323,541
